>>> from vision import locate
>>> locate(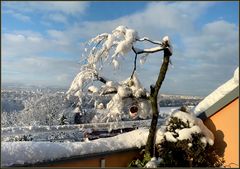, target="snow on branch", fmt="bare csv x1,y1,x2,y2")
66,26,172,114
134,36,172,55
